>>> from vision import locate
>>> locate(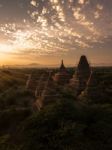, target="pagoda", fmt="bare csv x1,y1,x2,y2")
53,60,70,85
70,55,91,95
